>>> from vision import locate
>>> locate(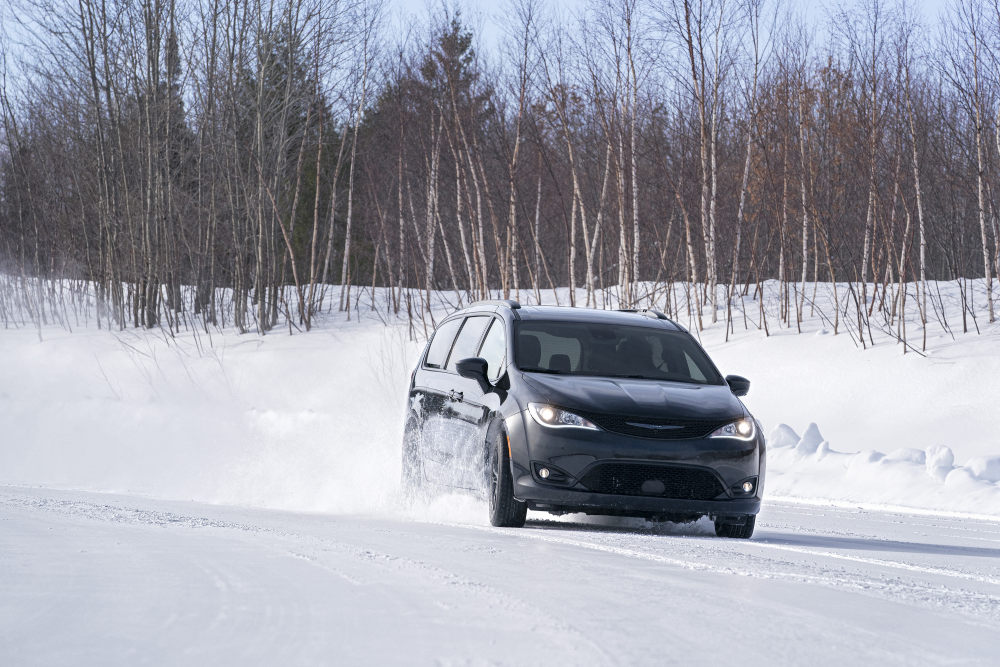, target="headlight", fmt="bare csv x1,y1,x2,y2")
709,418,756,441
527,403,598,430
